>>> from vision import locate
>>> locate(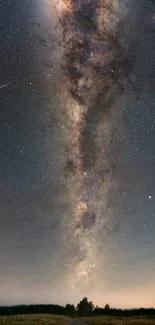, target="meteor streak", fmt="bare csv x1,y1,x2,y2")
0,82,12,89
